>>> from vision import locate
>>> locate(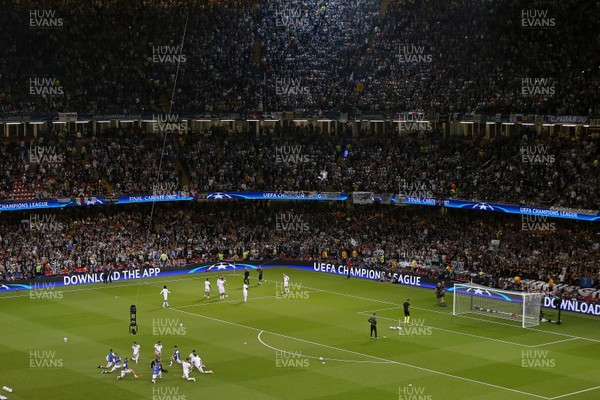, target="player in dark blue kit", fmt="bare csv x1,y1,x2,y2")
152,361,163,383
117,357,140,380
102,353,123,374
169,345,182,366
98,349,115,369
